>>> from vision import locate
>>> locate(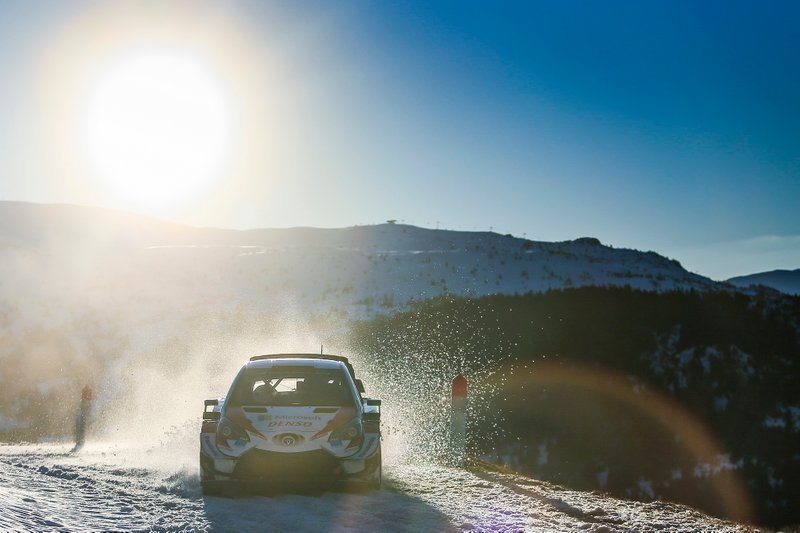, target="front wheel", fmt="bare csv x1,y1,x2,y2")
369,449,382,490
200,452,224,496
201,481,224,496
